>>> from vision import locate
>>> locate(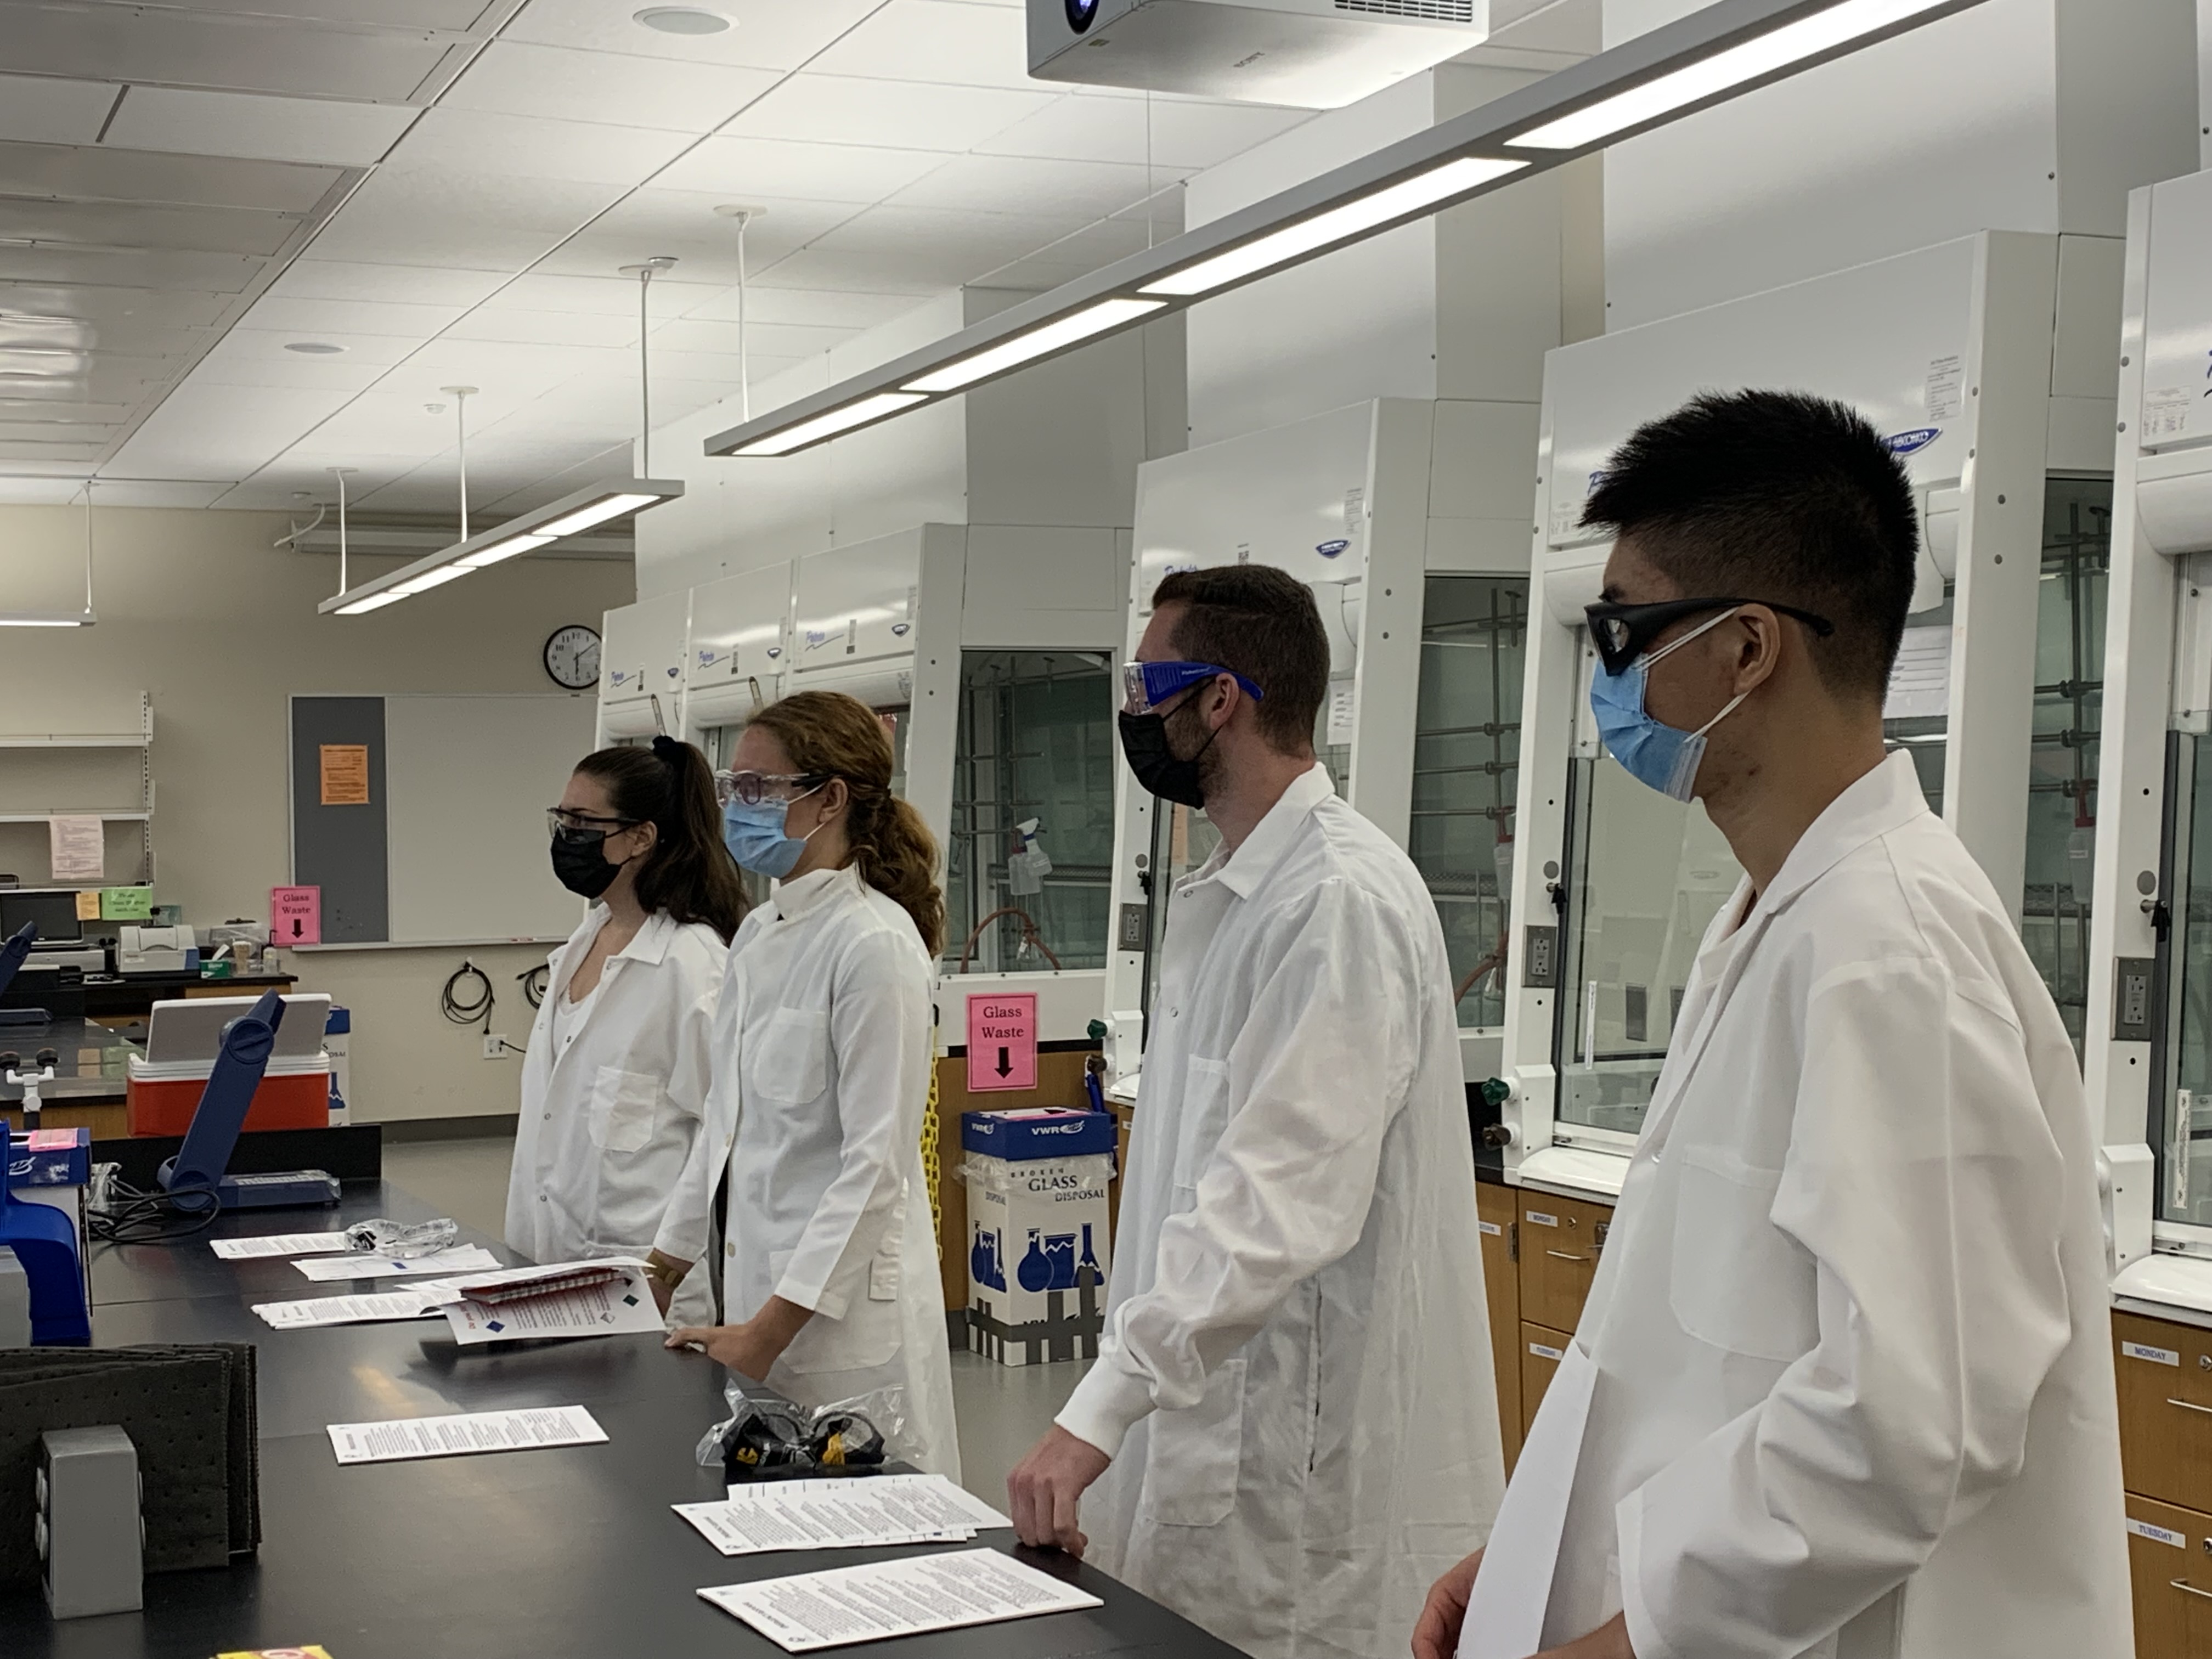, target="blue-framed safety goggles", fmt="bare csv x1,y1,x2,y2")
1121,659,1265,716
